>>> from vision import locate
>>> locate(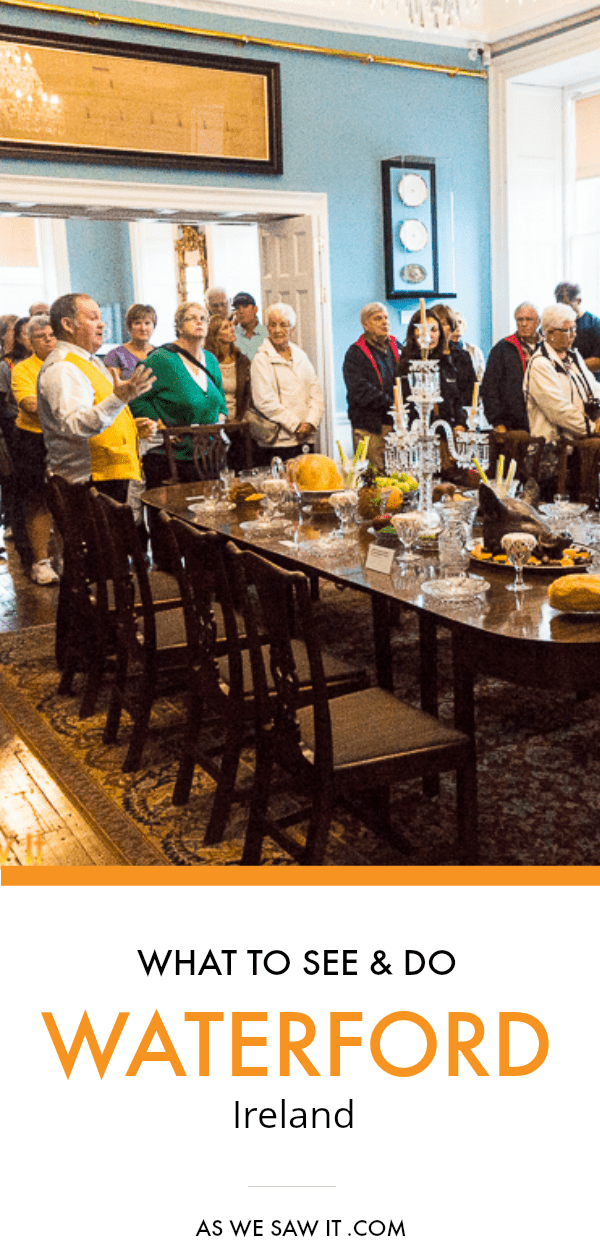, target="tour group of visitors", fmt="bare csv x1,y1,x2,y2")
0,278,599,583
